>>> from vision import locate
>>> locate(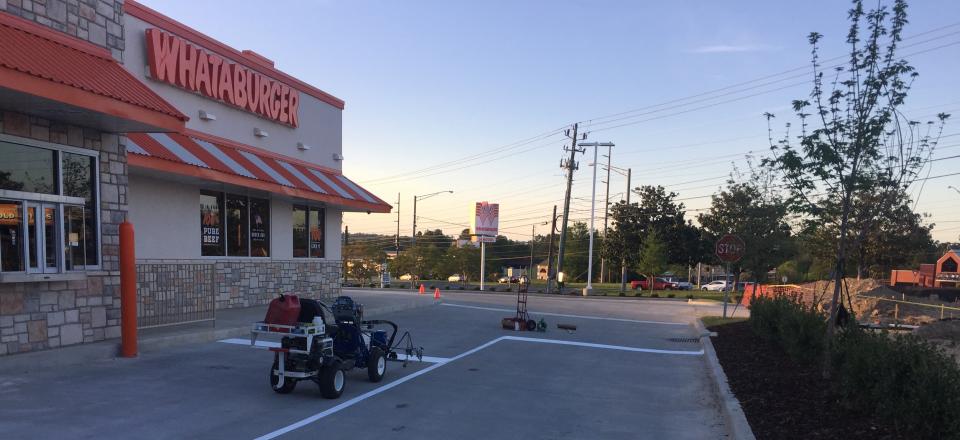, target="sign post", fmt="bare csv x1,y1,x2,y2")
471,202,499,292
715,234,745,318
